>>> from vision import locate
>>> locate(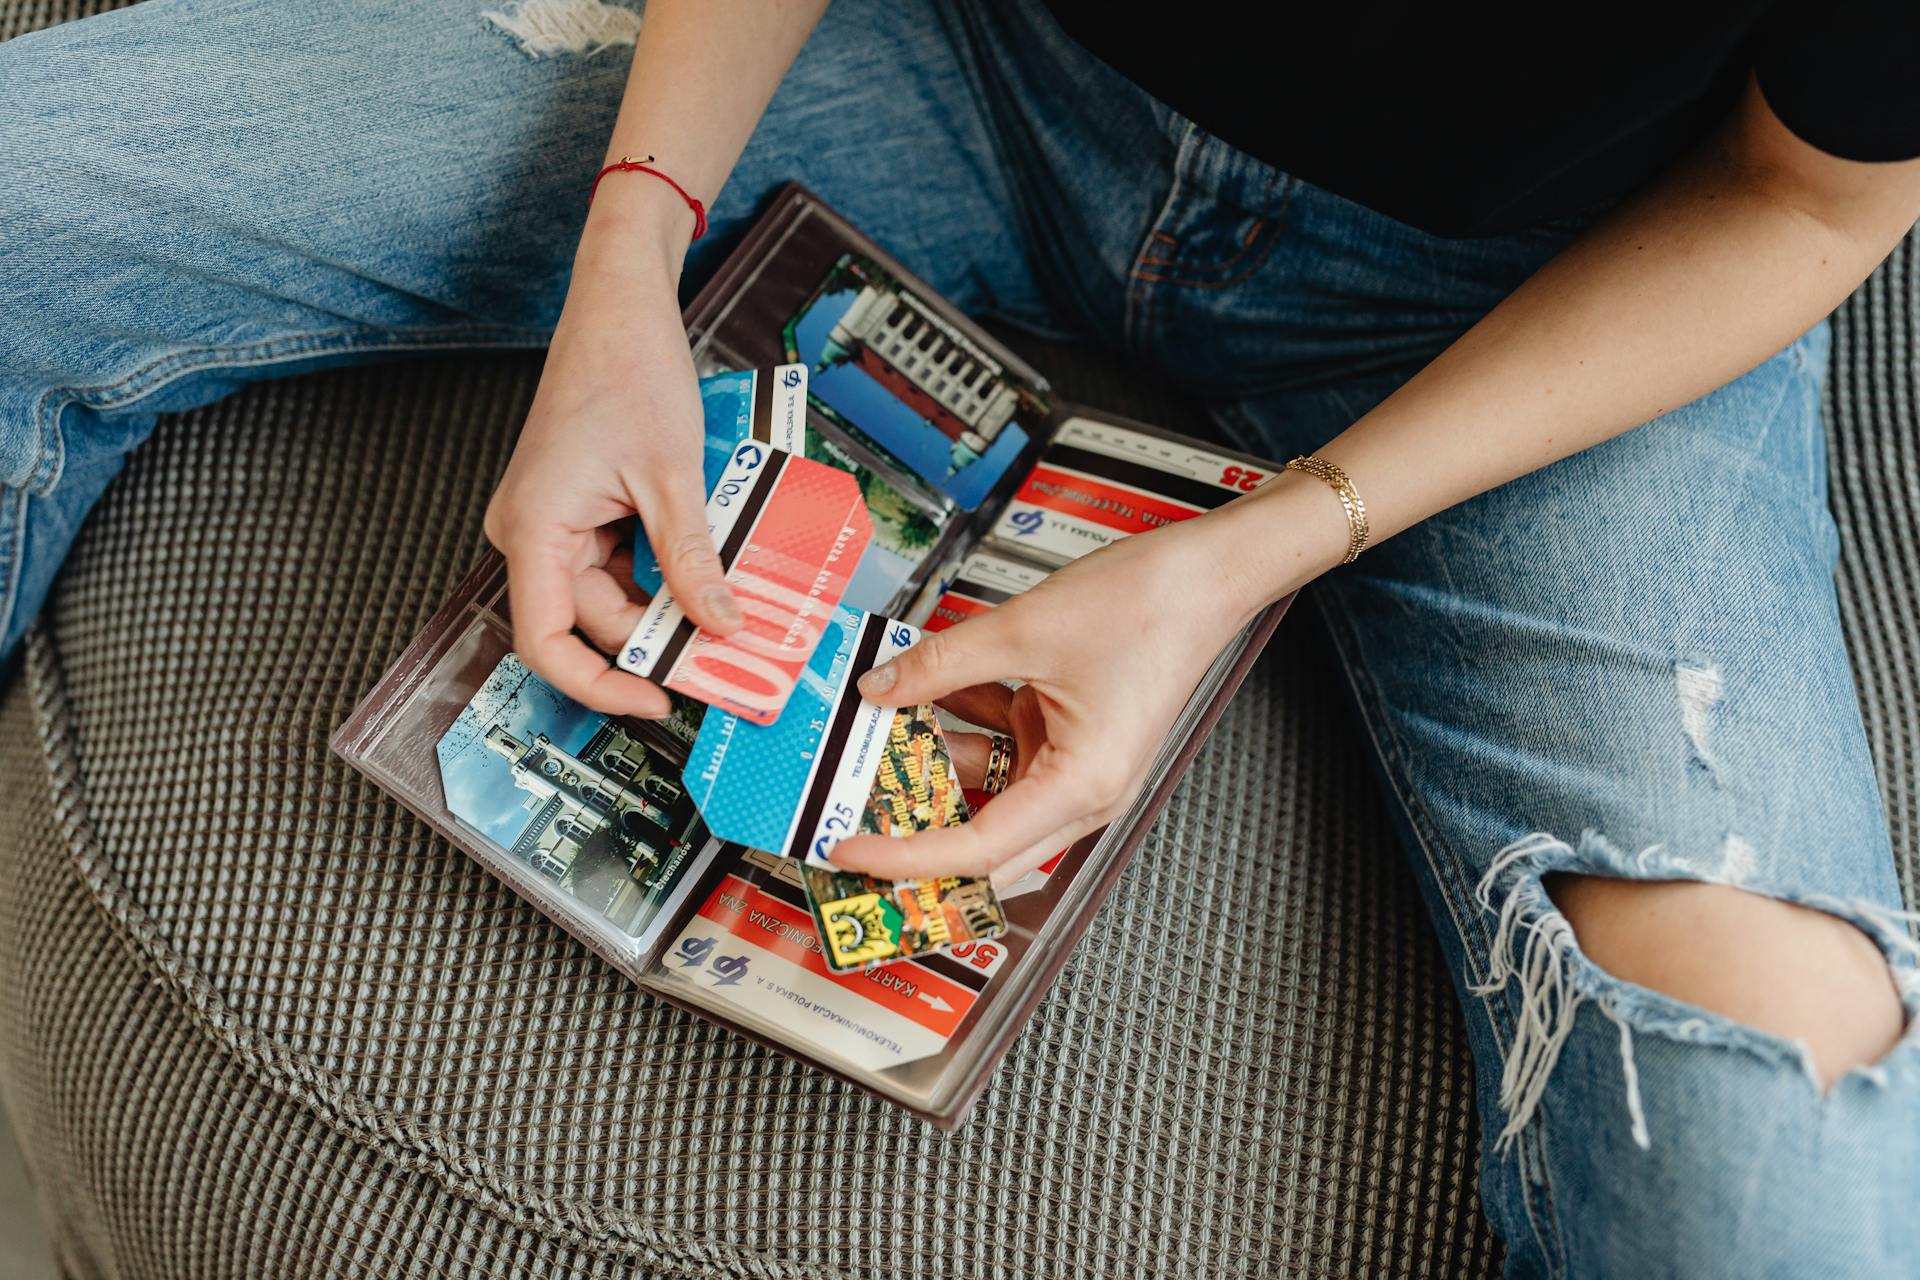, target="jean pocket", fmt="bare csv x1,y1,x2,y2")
0,384,62,493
